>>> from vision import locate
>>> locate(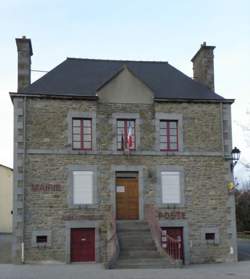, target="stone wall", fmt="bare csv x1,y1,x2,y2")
12,97,236,264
